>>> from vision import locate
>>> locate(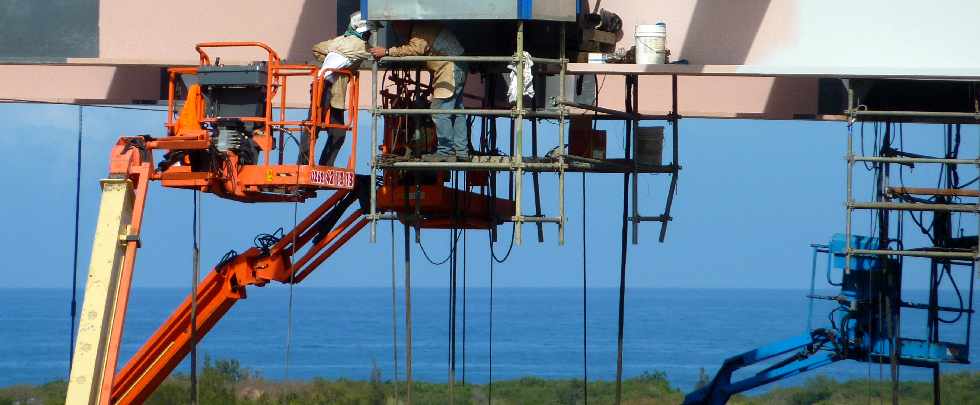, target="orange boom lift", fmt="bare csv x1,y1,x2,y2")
65,42,514,405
